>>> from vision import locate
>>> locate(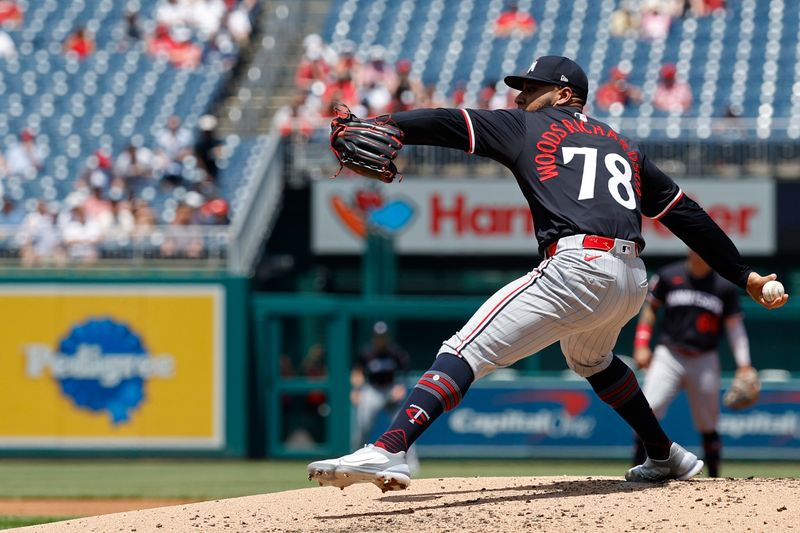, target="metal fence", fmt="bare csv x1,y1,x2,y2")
286,119,800,180
0,224,230,267
5,117,798,270
0,132,282,271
